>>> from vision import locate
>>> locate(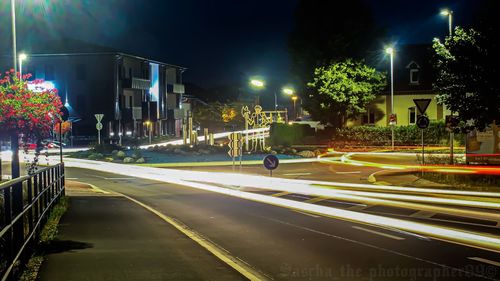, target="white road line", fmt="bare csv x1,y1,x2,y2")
352,226,405,240
335,171,361,174
468,257,500,267
283,172,312,176
293,210,321,218
66,178,79,180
